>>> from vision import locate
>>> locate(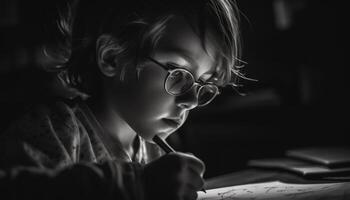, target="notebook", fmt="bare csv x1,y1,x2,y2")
247,158,350,178
247,147,350,179
286,147,350,168
197,181,350,200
